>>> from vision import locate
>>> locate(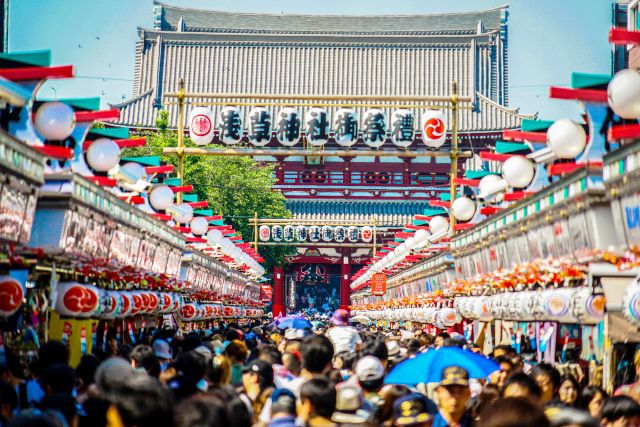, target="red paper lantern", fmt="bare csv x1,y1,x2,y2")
55,282,100,318
0,276,24,318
